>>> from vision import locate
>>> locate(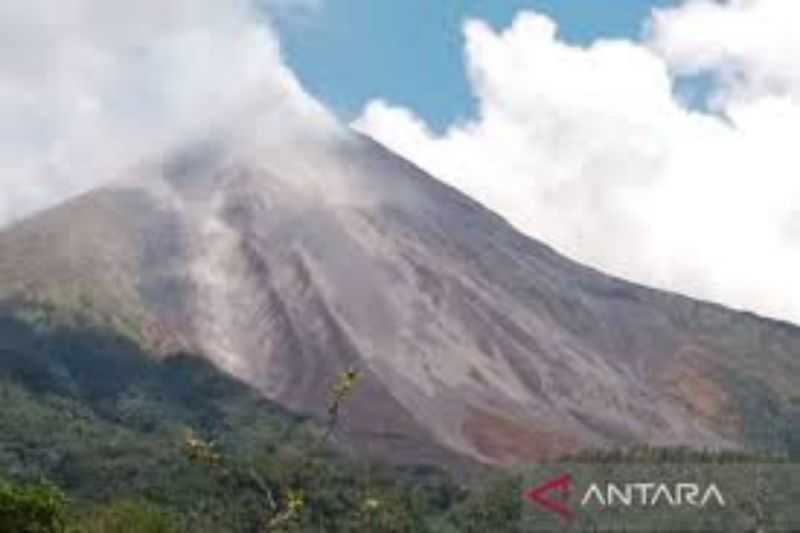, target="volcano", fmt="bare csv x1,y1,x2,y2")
1,130,798,466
